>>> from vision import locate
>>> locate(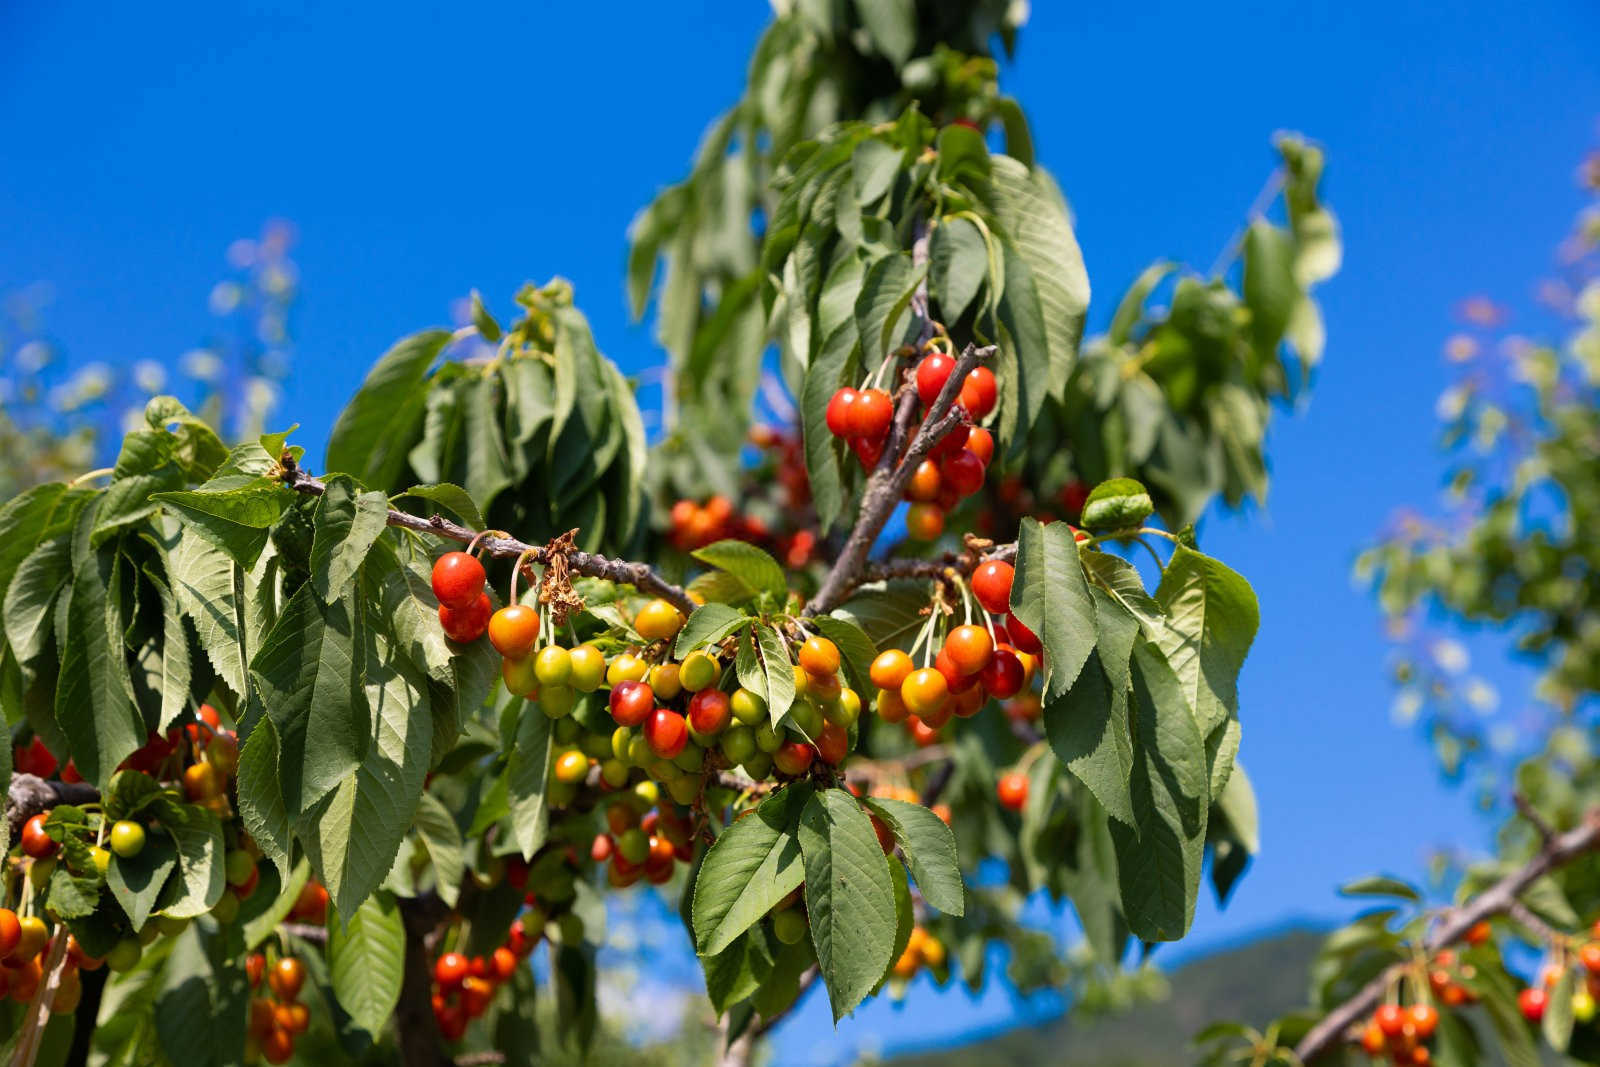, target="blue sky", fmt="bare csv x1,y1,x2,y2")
4,0,1599,1060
